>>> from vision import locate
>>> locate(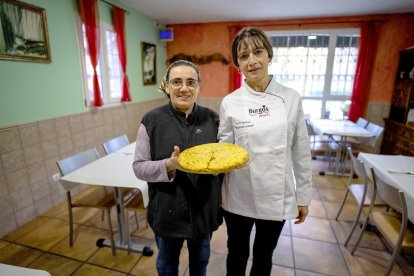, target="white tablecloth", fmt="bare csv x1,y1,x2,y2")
358,153,414,223
0,264,50,276
60,143,148,206
309,119,374,138
310,119,374,175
